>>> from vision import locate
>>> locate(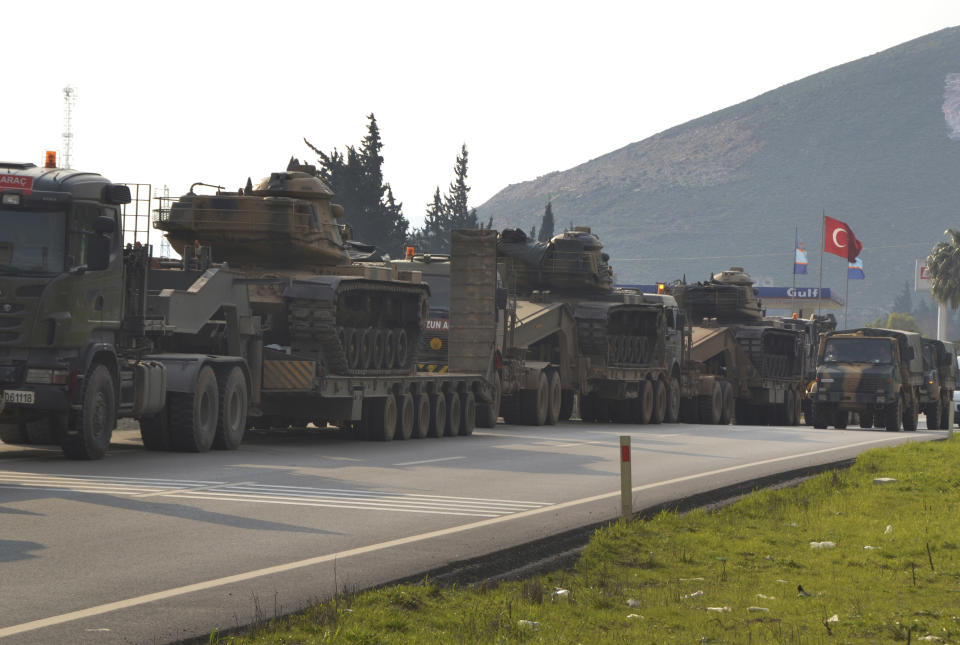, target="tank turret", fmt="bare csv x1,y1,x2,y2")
671,266,764,323
497,226,613,295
